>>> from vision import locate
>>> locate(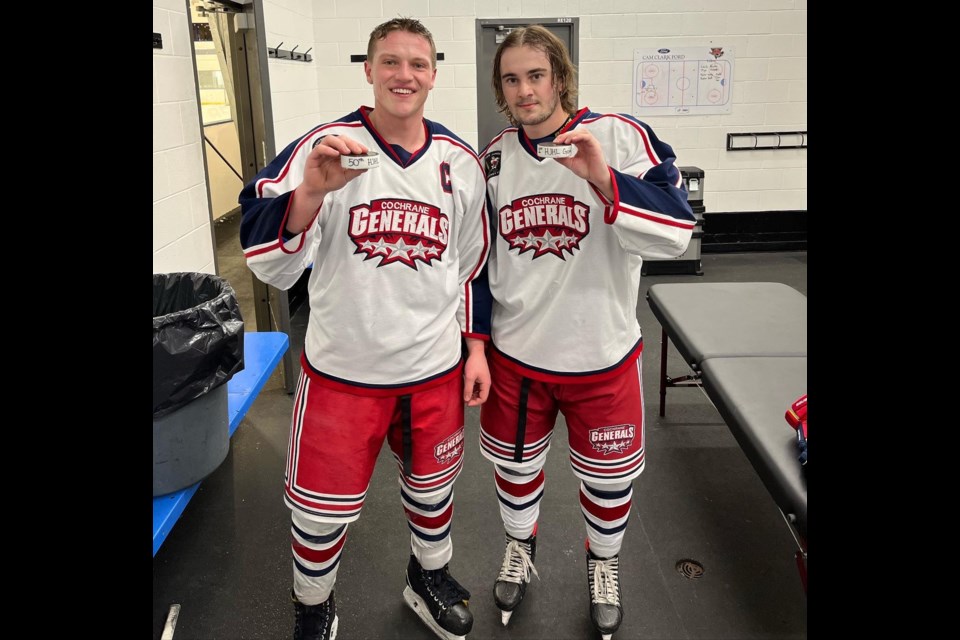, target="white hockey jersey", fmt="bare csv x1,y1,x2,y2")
240,107,490,394
479,107,695,383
